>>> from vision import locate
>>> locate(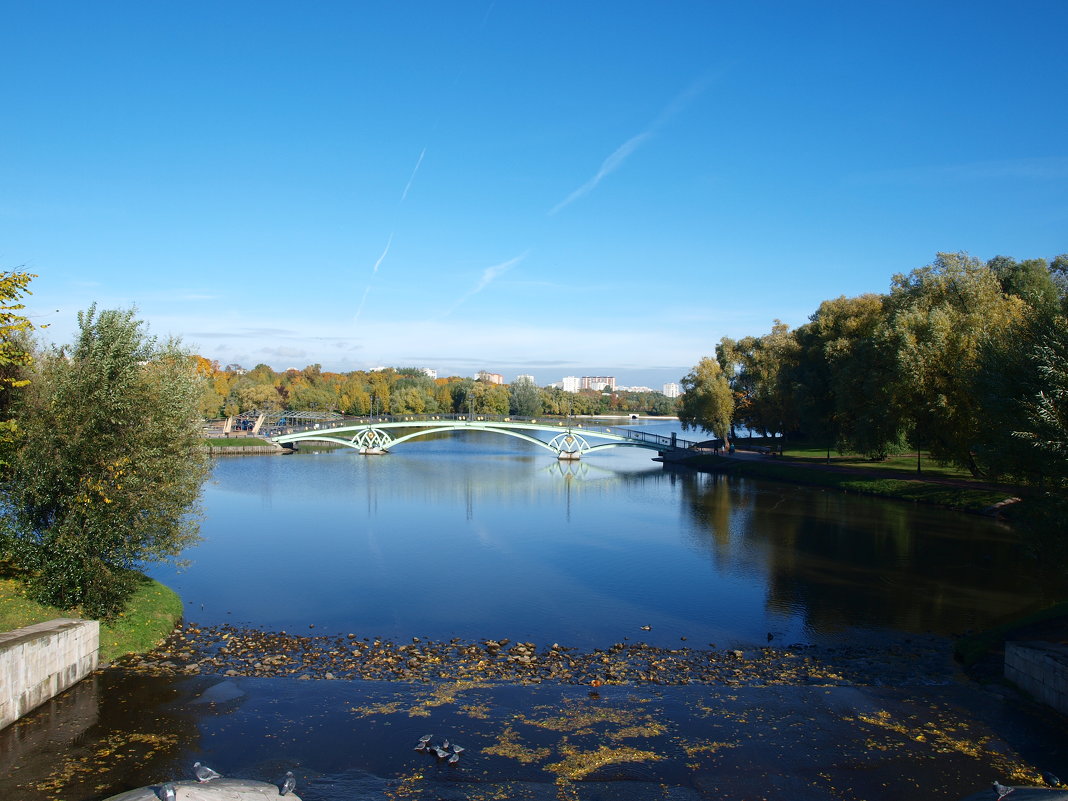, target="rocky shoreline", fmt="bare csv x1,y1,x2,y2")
118,622,962,688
